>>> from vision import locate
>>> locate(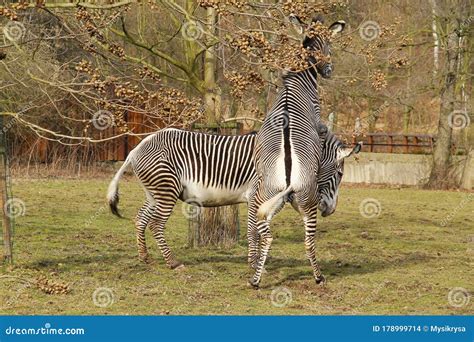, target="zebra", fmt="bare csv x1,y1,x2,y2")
106,126,360,270
248,15,346,288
